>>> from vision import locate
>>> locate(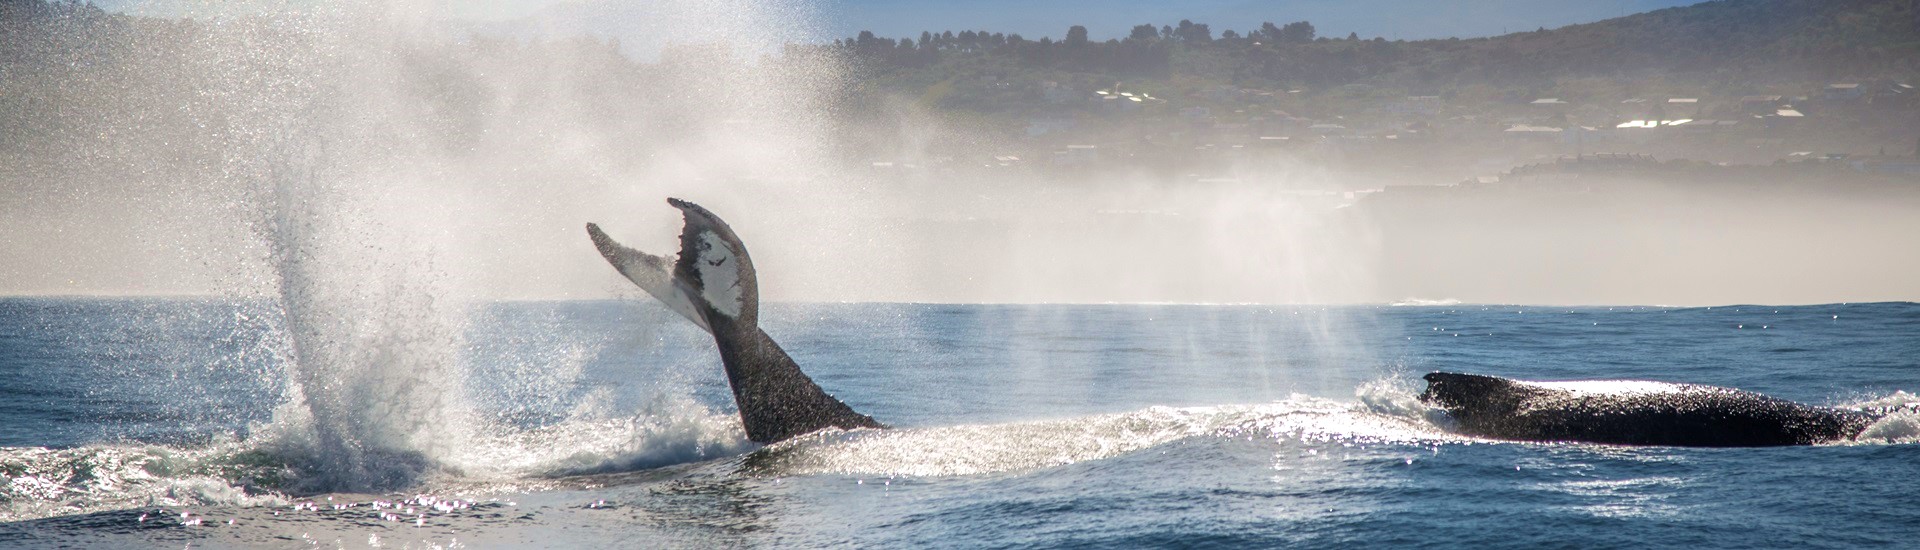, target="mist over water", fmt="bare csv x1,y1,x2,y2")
0,0,1401,310
2,2,1918,544
214,1,843,492
8,1,1917,306
3,0,1399,496
1,0,855,492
